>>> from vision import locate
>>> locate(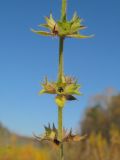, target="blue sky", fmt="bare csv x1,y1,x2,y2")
0,0,120,136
